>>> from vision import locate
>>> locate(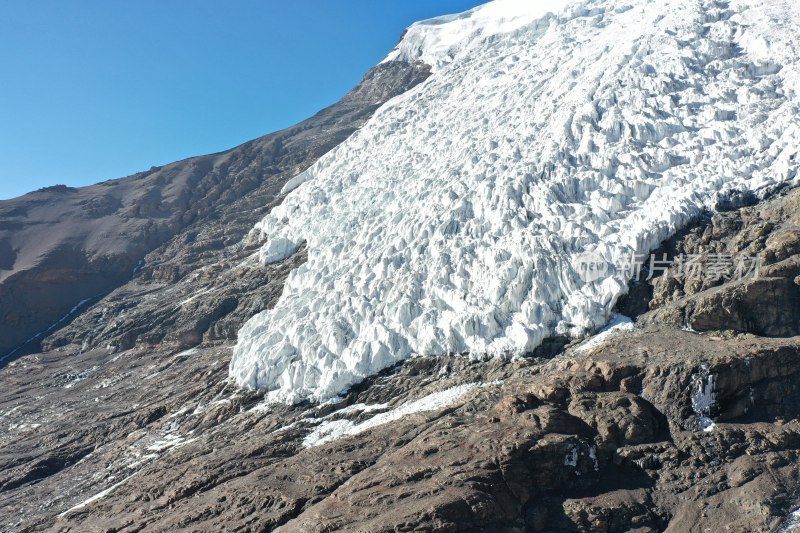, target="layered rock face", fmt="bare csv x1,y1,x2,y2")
0,60,430,360
2,187,800,532
643,185,800,336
